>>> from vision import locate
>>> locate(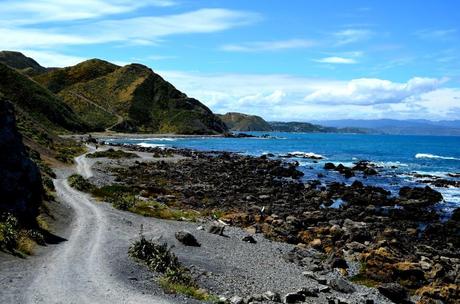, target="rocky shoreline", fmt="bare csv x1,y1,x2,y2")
89,140,459,303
